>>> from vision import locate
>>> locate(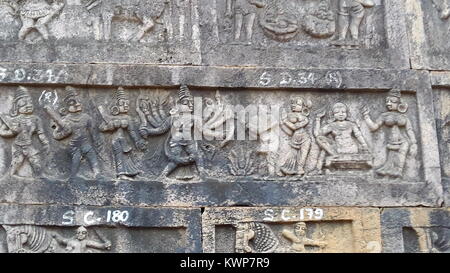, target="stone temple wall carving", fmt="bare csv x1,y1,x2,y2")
0,0,448,254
